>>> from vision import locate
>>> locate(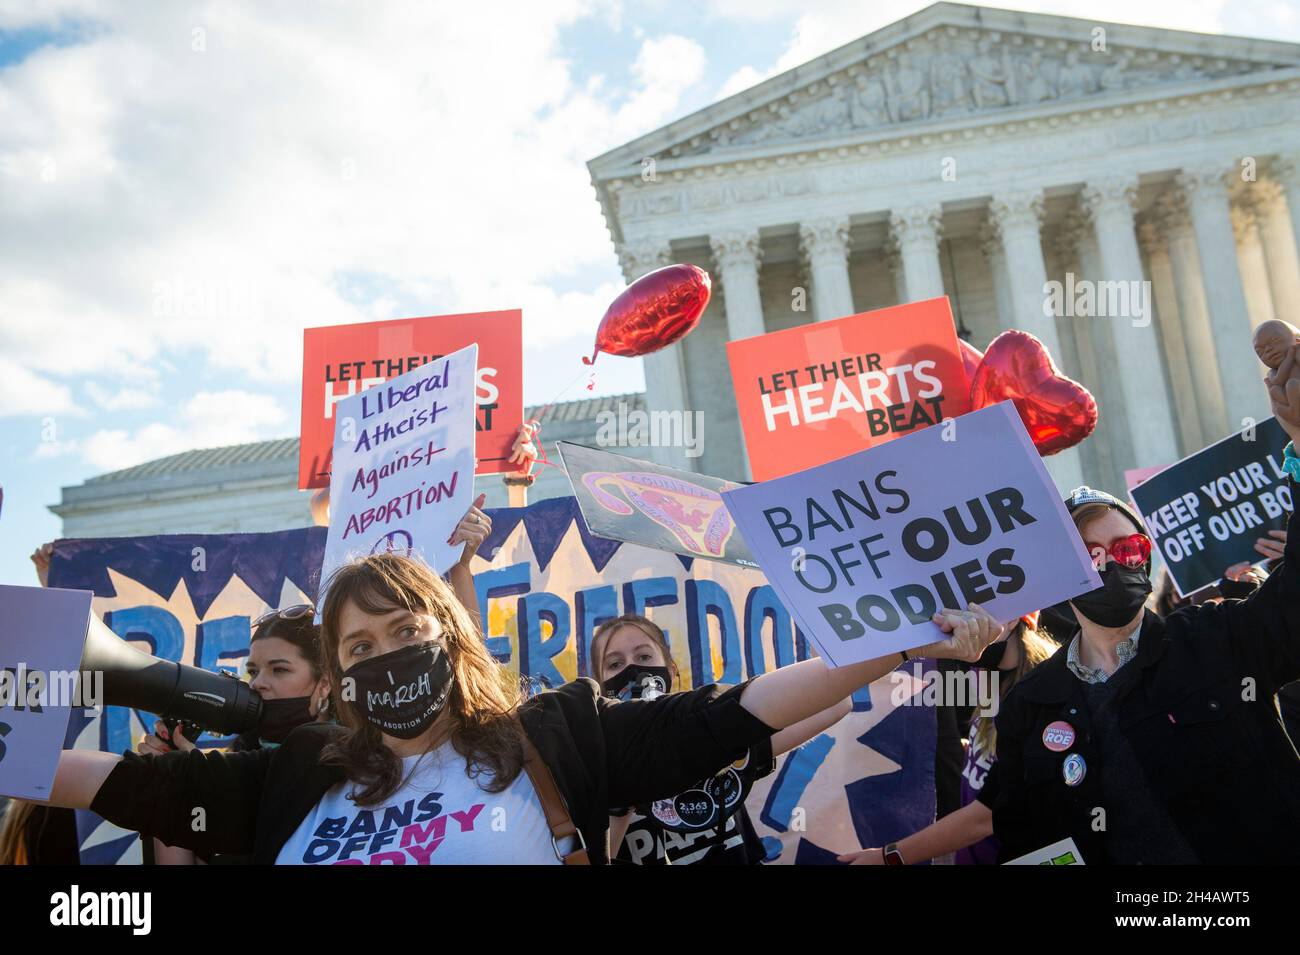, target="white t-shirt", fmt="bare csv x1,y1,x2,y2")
276,743,560,865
